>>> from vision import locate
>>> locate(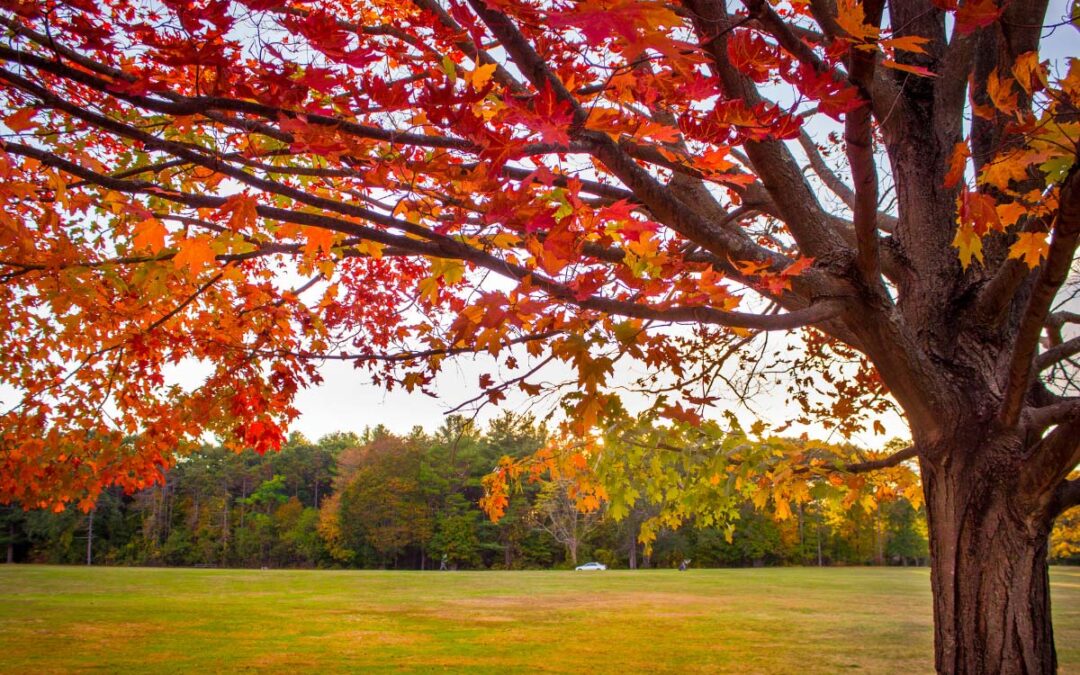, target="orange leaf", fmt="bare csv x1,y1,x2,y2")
218,194,259,231
1011,51,1047,95
996,201,1028,229
943,141,970,188
303,226,335,257
132,217,168,254
880,35,930,54
986,68,1018,116
834,0,880,42
1007,231,1049,269
881,60,936,77
4,107,37,133
173,236,216,273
